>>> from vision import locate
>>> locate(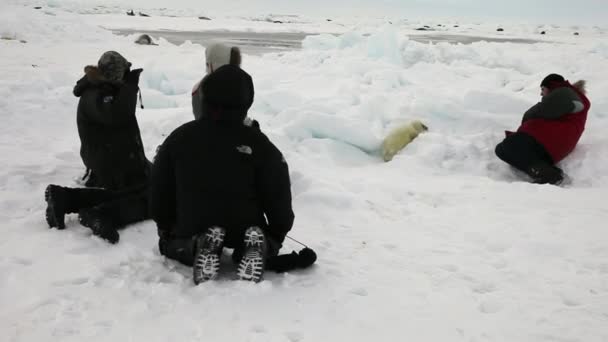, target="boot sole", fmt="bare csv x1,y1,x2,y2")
193,226,226,285
45,185,65,229
237,227,267,283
